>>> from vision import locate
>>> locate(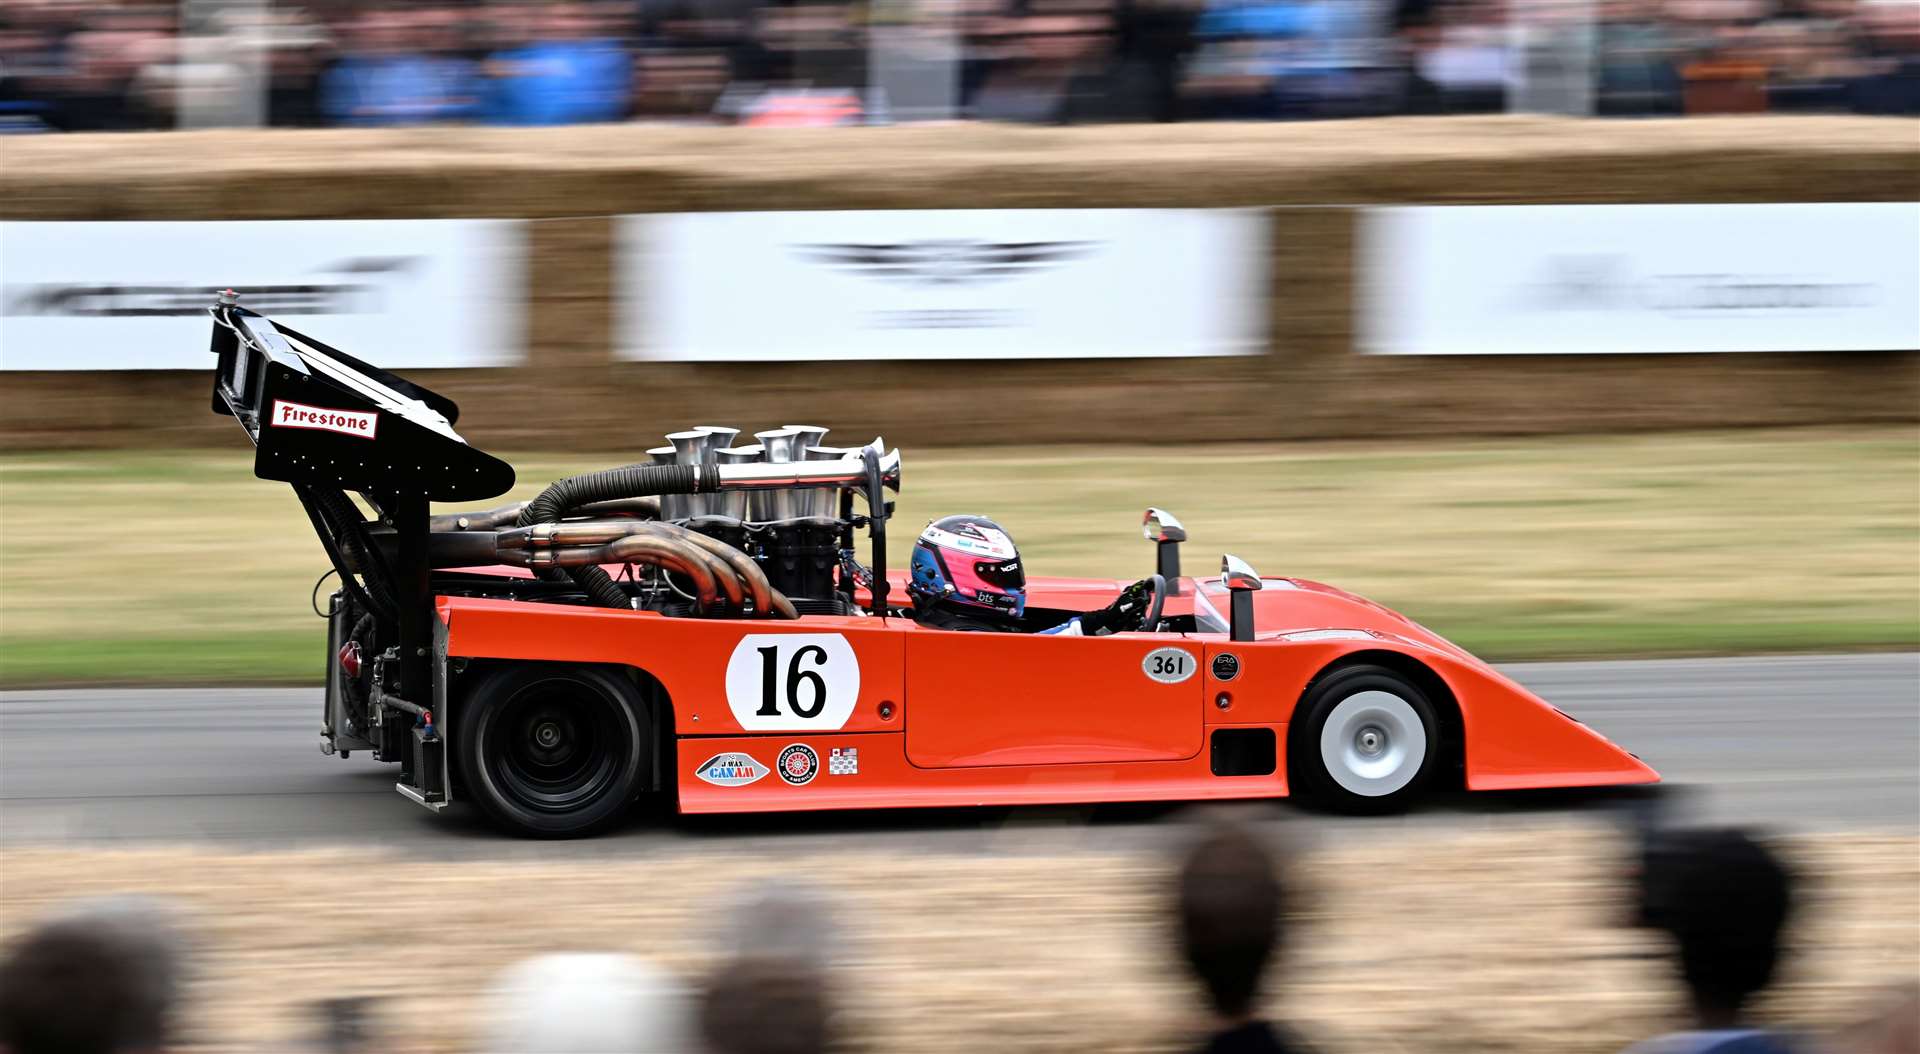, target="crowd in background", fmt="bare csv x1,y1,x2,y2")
1,818,1916,1054
0,0,1915,132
